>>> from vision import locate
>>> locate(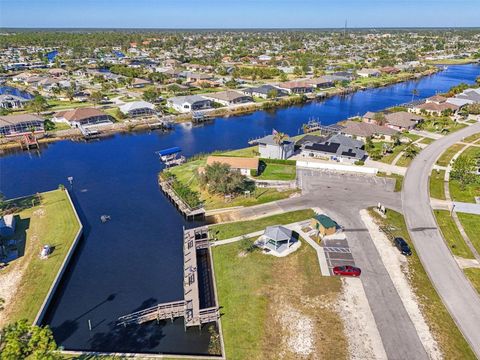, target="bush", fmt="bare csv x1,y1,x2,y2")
355,160,365,166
